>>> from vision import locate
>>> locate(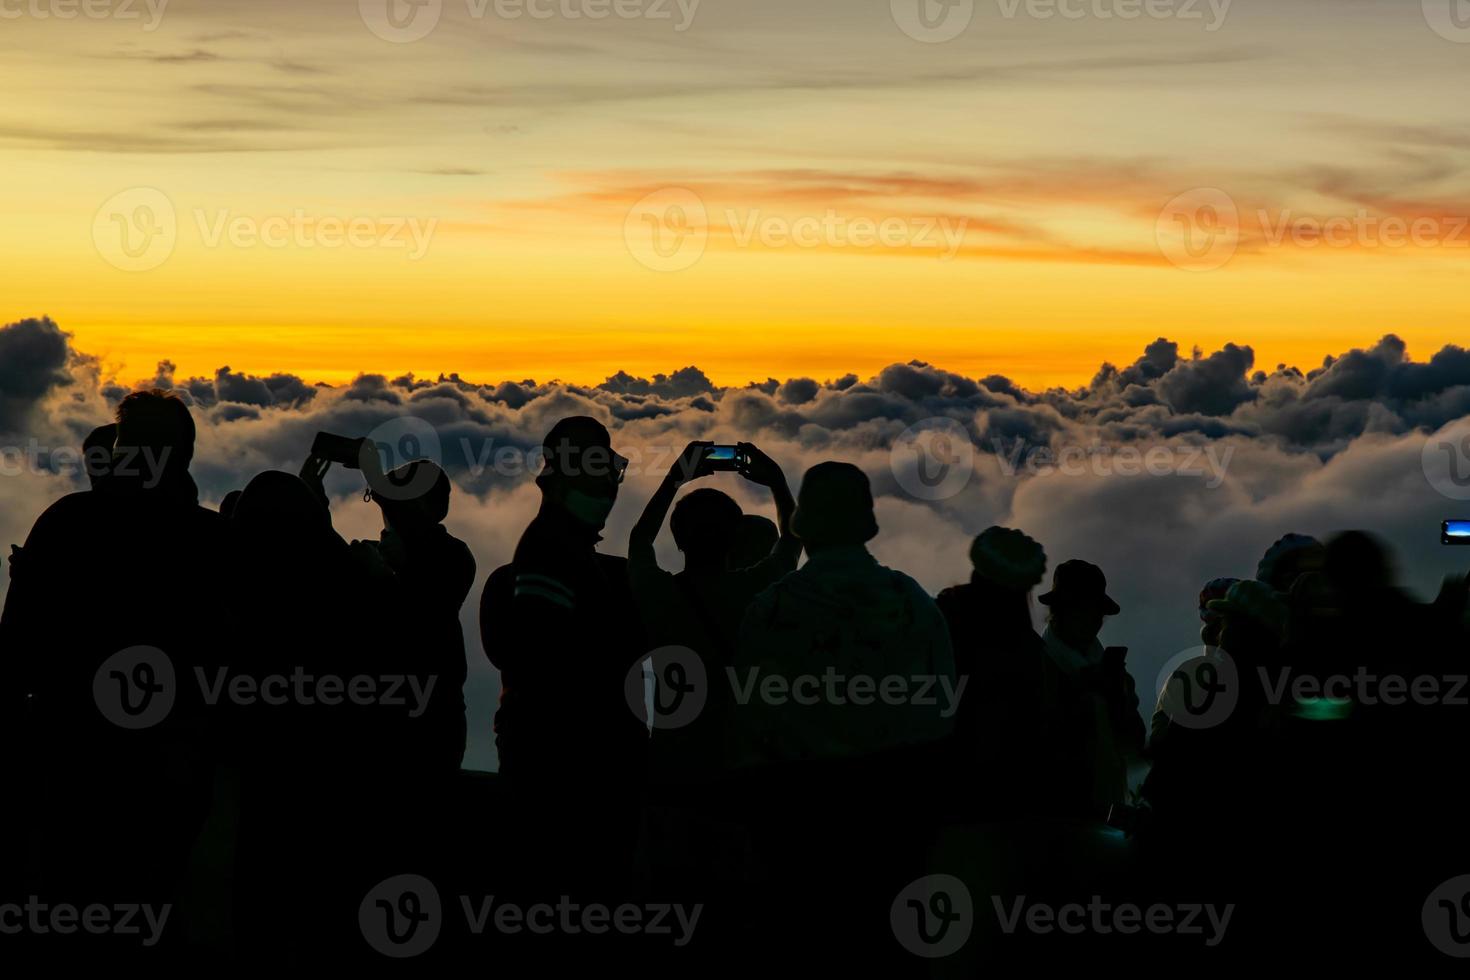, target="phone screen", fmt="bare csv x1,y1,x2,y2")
1443,519,1470,544
706,445,738,462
